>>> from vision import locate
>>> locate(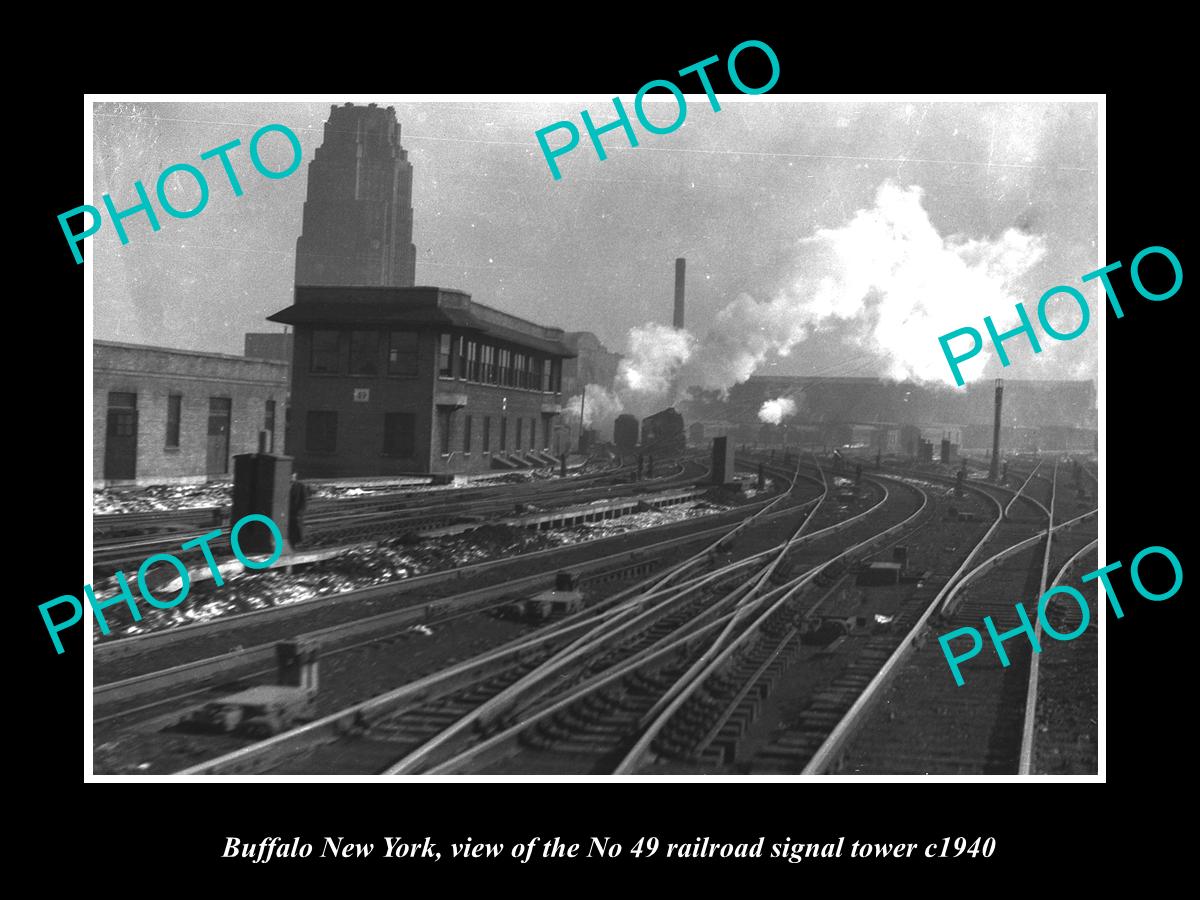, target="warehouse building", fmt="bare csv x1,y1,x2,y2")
93,341,289,486
267,285,575,478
